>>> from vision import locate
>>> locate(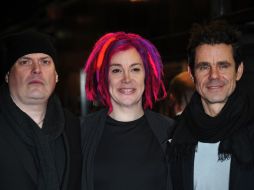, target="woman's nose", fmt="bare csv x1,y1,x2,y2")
122,71,131,83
